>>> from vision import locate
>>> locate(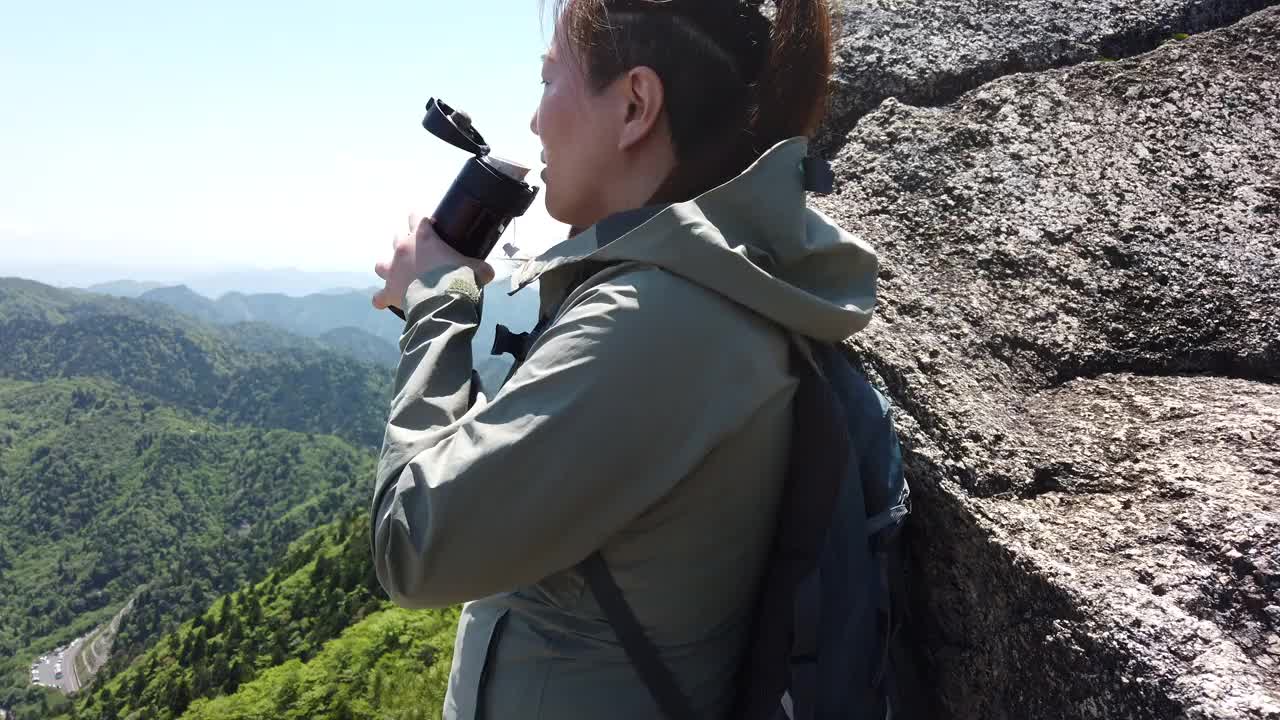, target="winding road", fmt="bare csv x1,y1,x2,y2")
29,597,134,694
